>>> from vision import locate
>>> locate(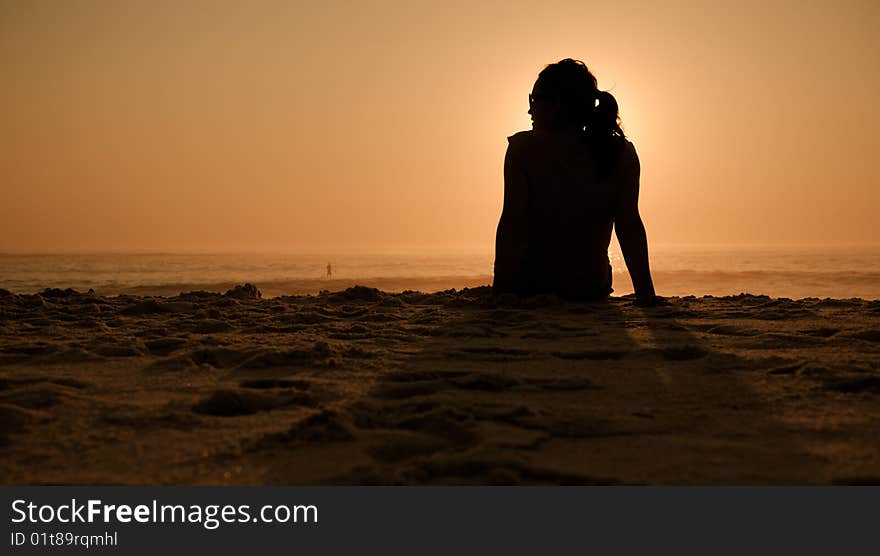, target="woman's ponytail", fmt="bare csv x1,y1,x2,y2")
591,90,624,140
588,90,625,178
